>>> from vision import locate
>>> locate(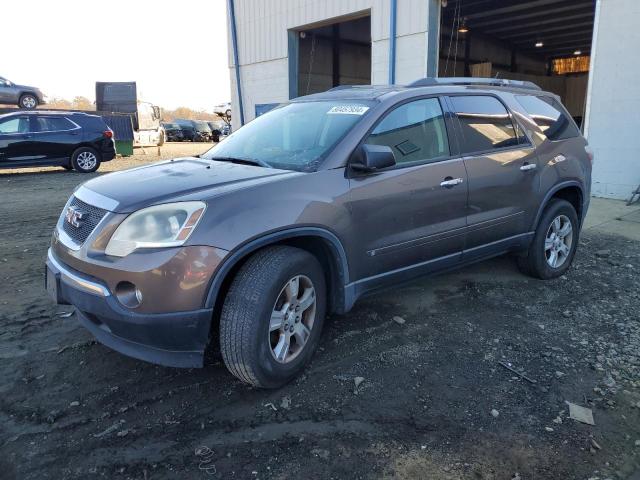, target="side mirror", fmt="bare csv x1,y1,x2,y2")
350,144,396,172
